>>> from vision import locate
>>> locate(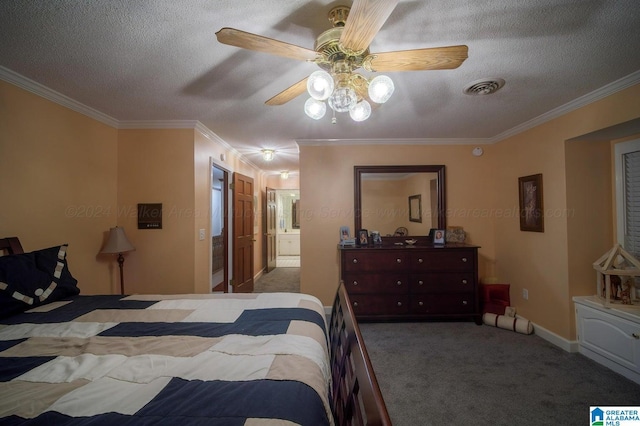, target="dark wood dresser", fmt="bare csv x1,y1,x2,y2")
339,244,481,323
